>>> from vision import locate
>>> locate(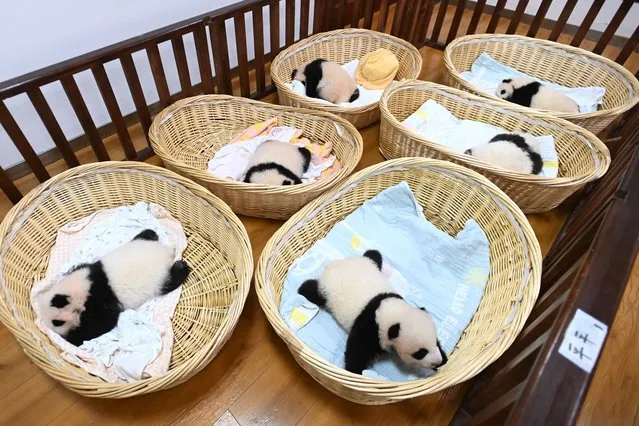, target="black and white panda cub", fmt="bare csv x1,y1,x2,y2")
243,140,312,185
299,250,447,375
465,133,543,175
495,77,579,113
292,58,360,104
35,229,190,346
